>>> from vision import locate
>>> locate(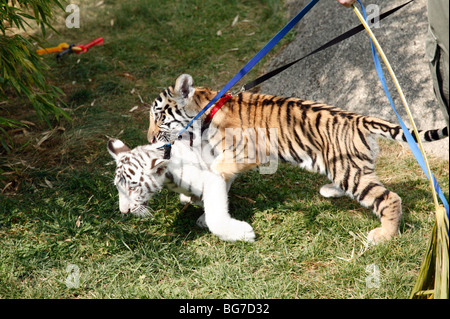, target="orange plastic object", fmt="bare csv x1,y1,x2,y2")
36,43,70,55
